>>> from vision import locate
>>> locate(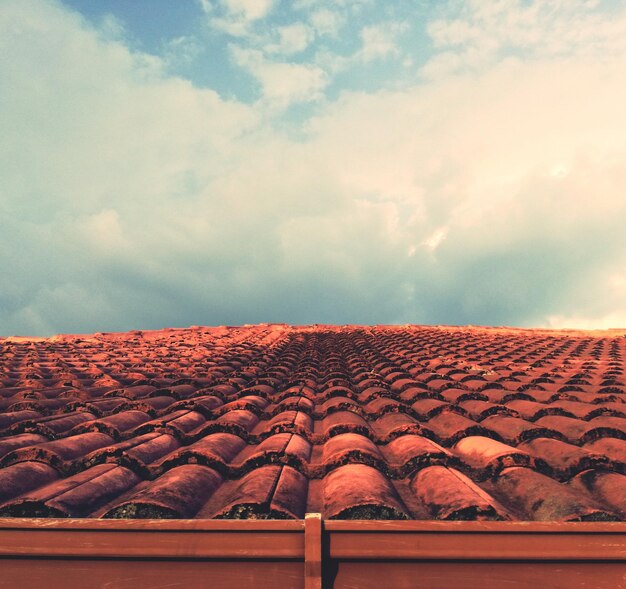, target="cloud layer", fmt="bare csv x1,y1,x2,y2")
1,0,625,335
